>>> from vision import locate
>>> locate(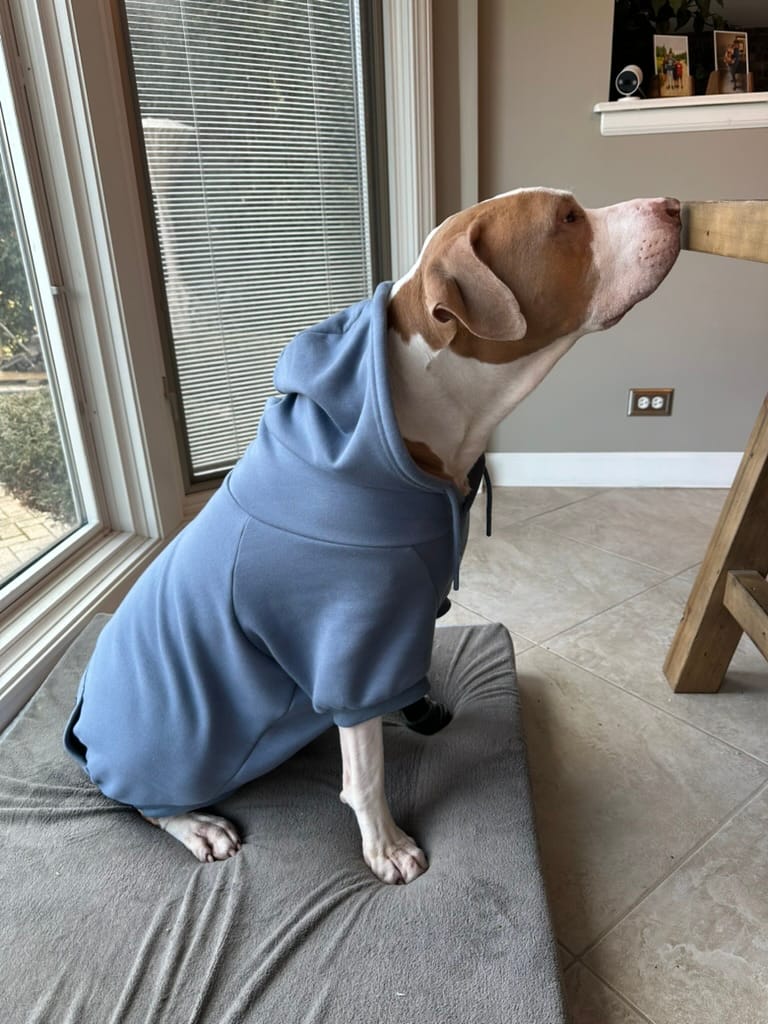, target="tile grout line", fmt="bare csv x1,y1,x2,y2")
508,492,607,529
562,959,661,1024
534,641,768,771
455,553,686,650
576,775,768,963
537,586,667,646
513,569,688,651
524,517,705,577
484,488,607,527
463,517,712,650
468,490,605,543
462,516,708,643
473,492,688,578
461,493,710,645
446,600,496,627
